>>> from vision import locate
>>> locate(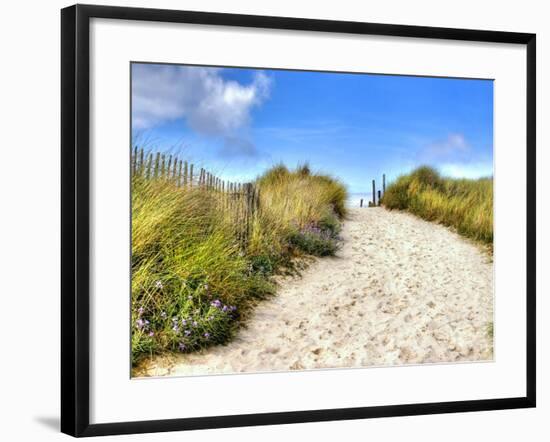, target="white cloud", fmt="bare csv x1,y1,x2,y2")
439,162,493,179
420,133,470,161
132,64,271,140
